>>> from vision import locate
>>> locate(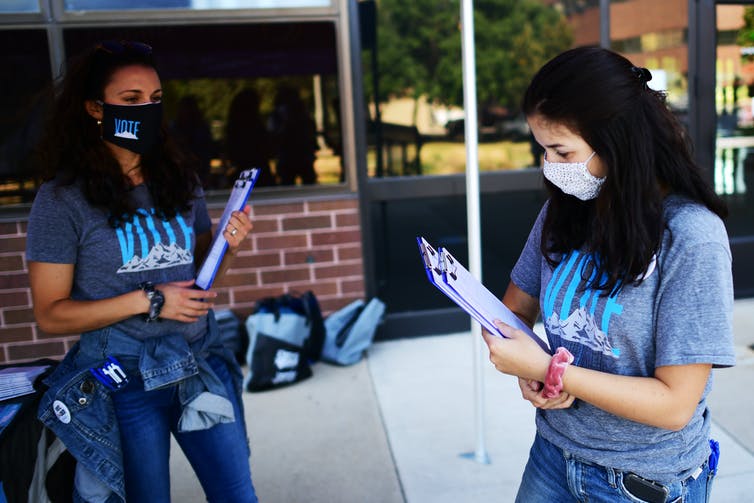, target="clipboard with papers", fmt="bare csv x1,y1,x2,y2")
195,168,260,290
417,236,550,352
